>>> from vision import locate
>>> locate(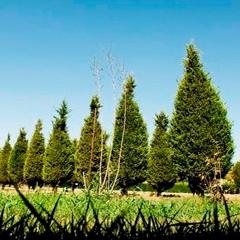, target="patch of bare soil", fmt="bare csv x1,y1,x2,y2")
127,190,240,202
